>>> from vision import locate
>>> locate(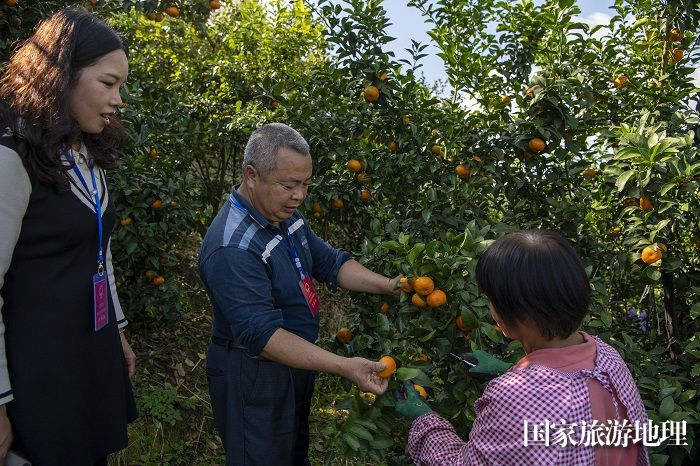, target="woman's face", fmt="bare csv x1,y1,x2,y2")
68,49,128,134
